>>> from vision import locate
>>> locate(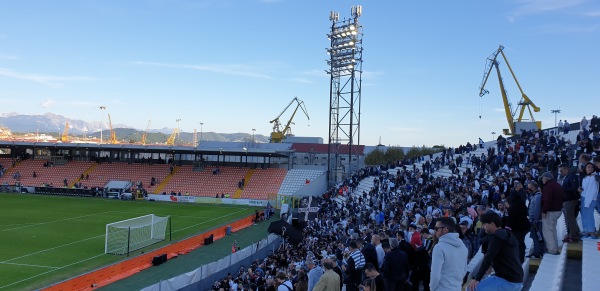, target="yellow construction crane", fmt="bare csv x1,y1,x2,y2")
269,97,310,143
61,122,69,142
141,120,151,145
108,114,117,144
479,45,541,136
166,128,179,146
